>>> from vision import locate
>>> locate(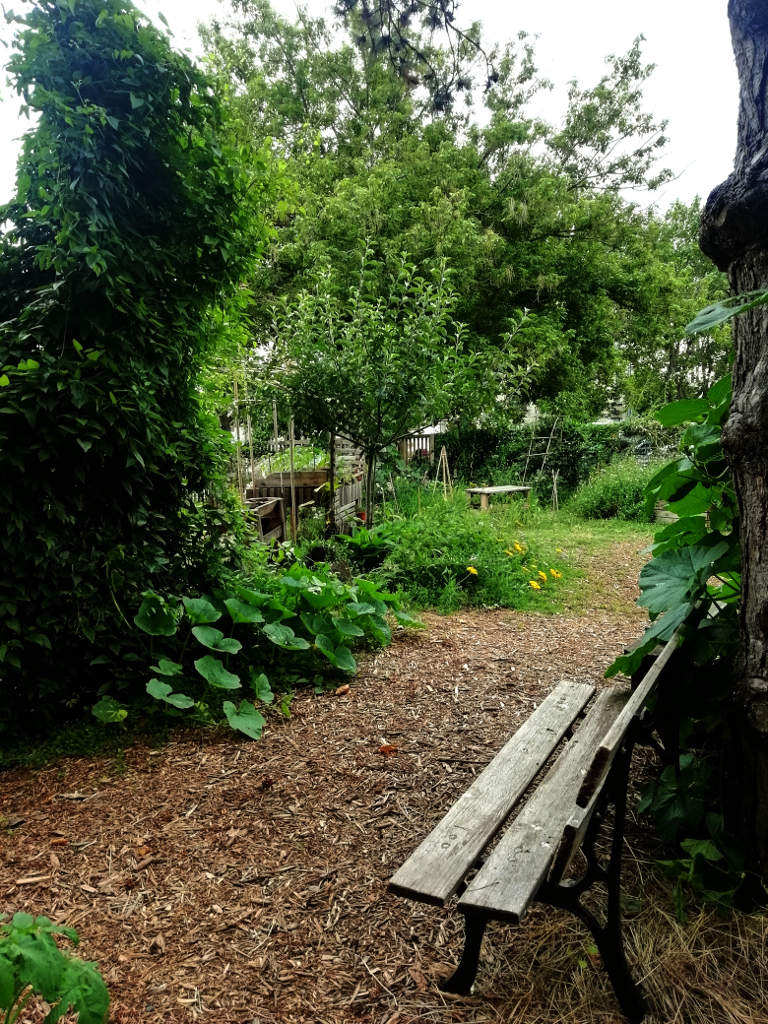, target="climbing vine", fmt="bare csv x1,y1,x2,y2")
0,0,275,733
